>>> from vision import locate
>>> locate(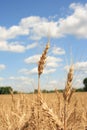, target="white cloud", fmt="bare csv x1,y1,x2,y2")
20,16,45,28
0,41,7,51
31,67,56,75
29,67,37,74
9,76,32,83
74,61,87,71
0,41,38,53
45,80,58,90
19,68,37,75
19,4,87,39
24,55,41,64
0,77,4,81
7,26,29,39
52,47,65,55
0,41,25,52
9,76,34,87
9,42,25,52
5,76,35,92
0,26,29,40
48,80,57,85
26,42,38,50
0,64,6,70
23,54,62,75
24,55,62,68
0,17,59,40
46,62,58,68
20,16,51,40
44,68,56,74
19,68,29,74
64,61,87,72
0,3,87,42
46,56,62,68
47,56,62,63
19,67,56,75
57,3,87,38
